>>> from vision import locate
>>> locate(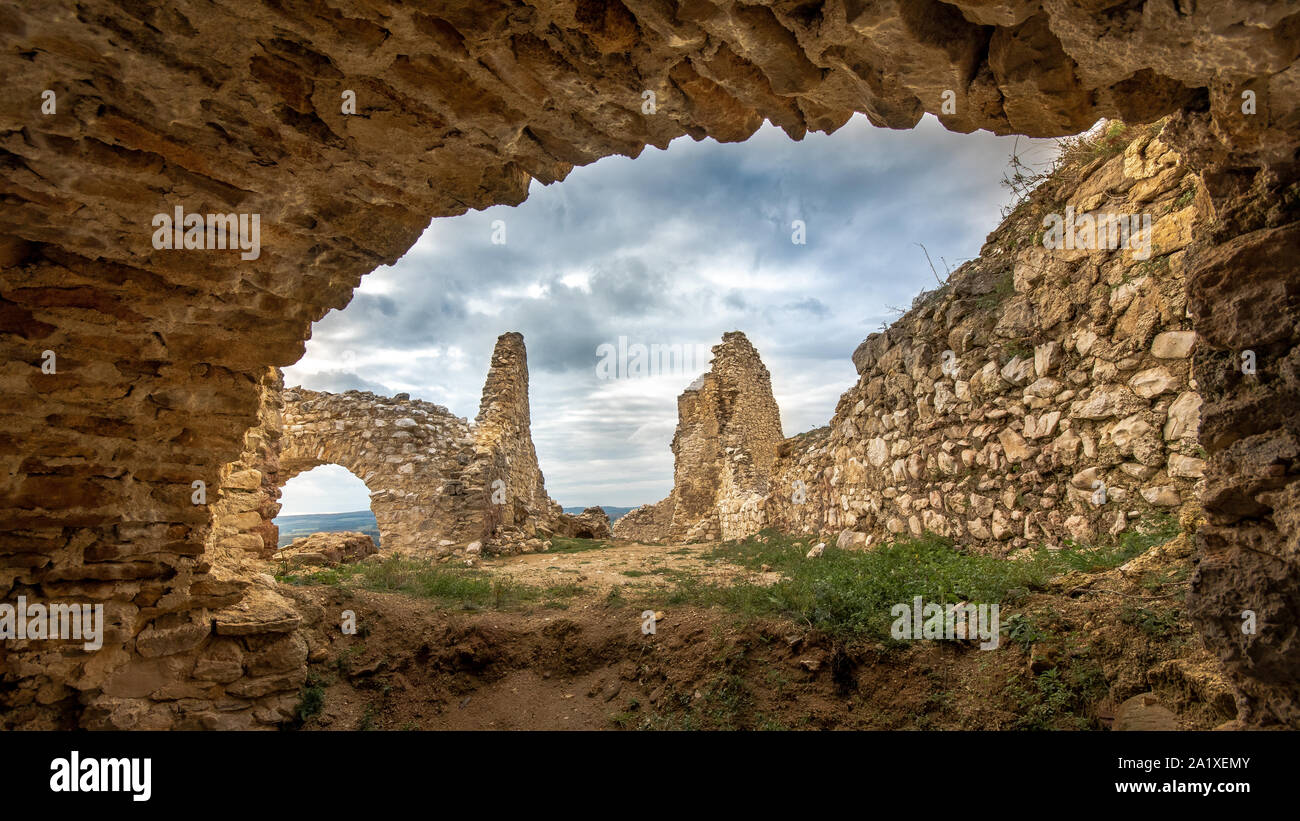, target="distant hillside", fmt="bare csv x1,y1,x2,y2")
563,505,637,522
274,510,380,548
